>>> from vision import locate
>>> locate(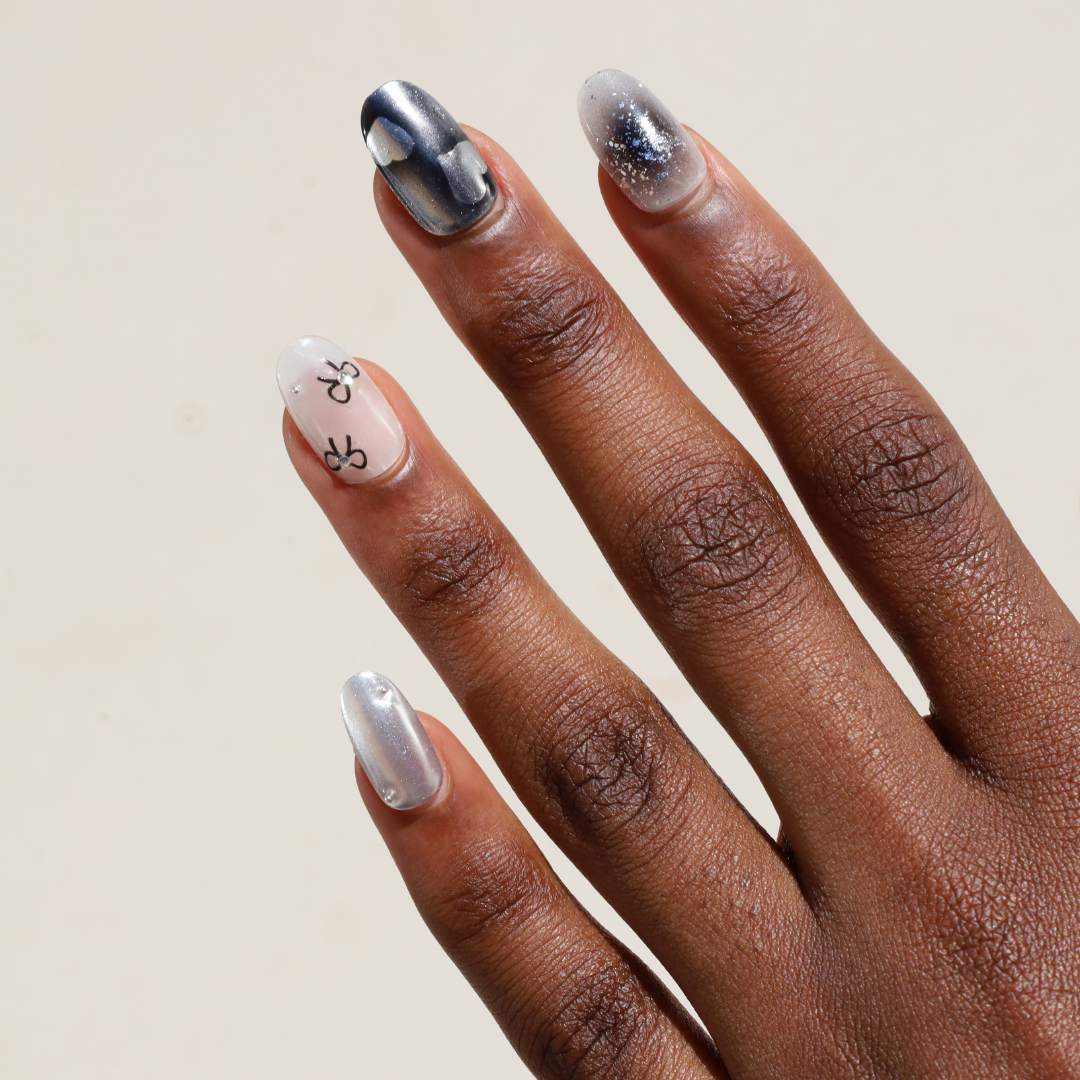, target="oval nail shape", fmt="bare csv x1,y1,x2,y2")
341,672,443,810
361,80,498,236
277,336,406,484
577,69,707,213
